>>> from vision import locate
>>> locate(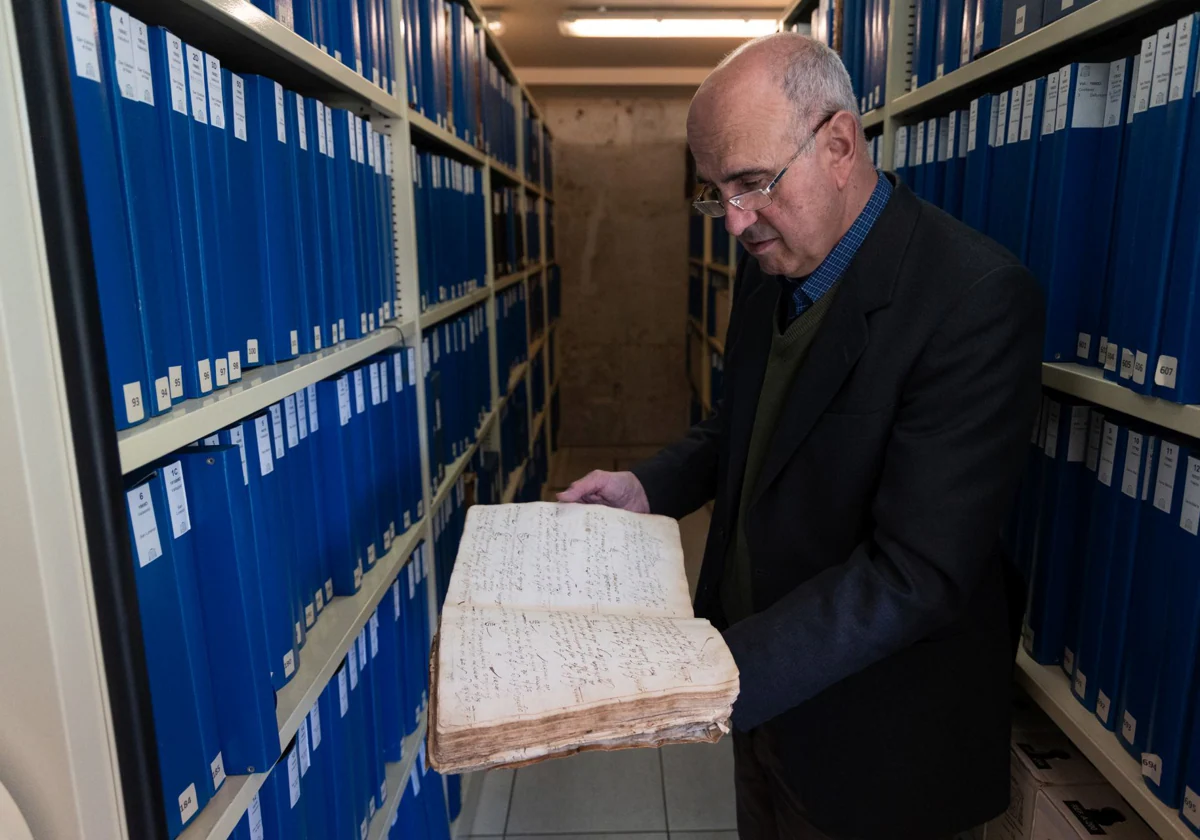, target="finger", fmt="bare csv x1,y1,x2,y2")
556,471,609,503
